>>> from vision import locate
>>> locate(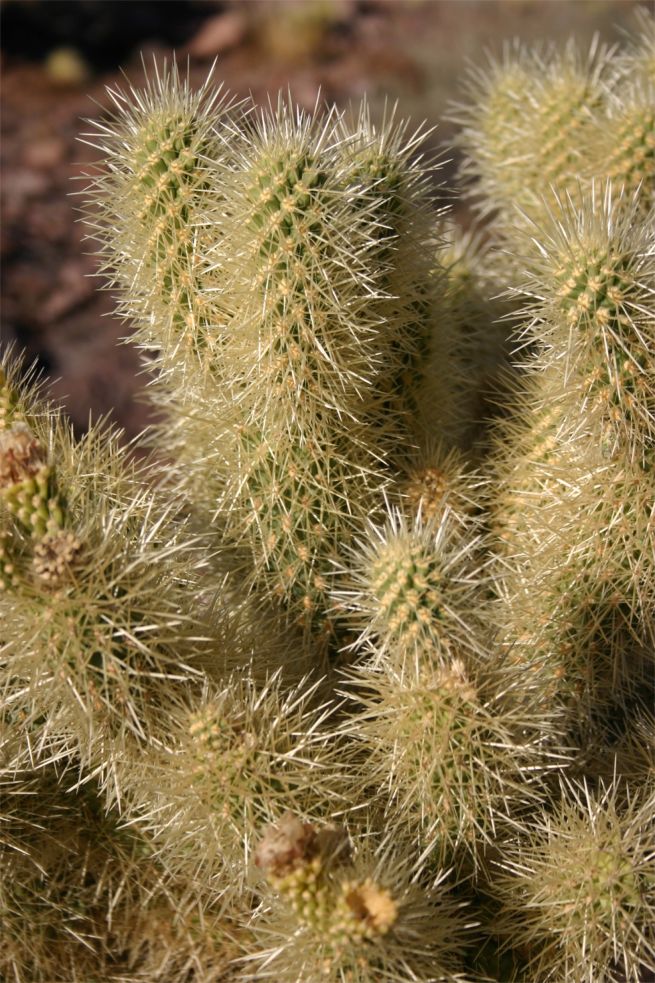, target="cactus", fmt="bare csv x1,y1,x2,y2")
338,655,554,875
2,12,655,980
0,354,221,791
584,78,655,211
450,39,612,230
107,671,353,905
80,60,242,375
89,94,443,653
333,503,486,666
245,812,475,982
513,183,655,461
493,777,655,983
